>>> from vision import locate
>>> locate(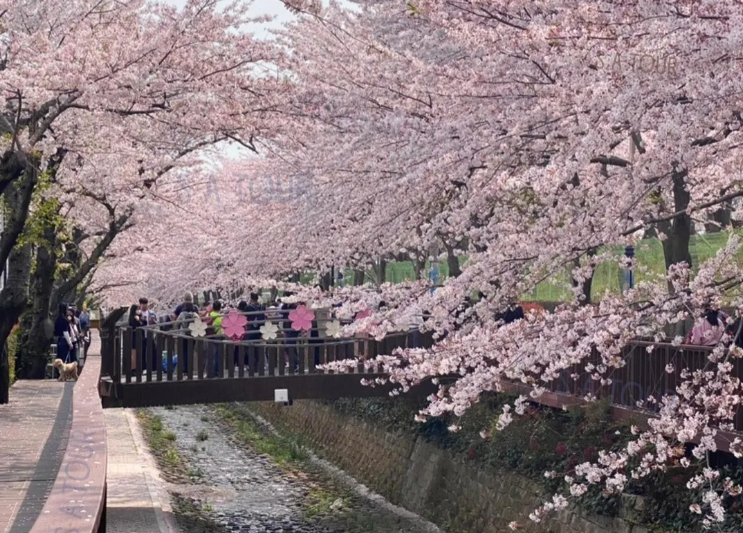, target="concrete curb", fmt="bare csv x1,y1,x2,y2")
125,409,181,533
